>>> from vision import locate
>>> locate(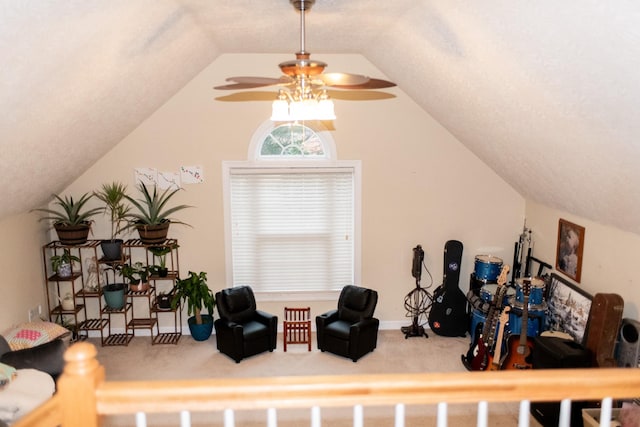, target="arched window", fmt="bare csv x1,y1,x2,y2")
223,121,360,299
